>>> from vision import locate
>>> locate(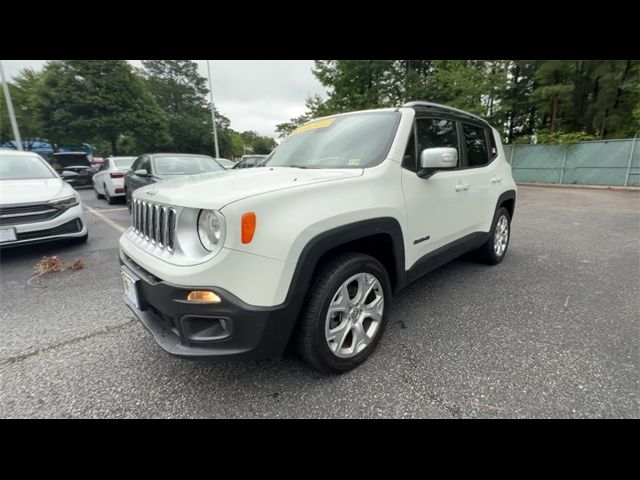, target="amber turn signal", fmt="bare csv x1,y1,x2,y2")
187,291,221,303
241,212,256,244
